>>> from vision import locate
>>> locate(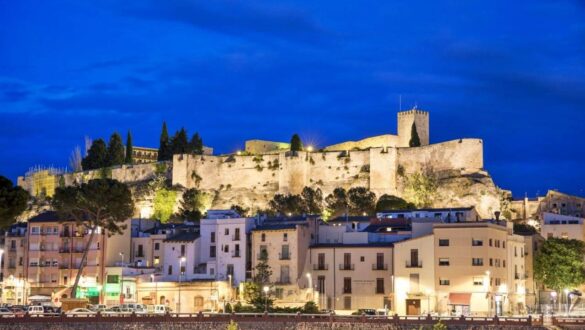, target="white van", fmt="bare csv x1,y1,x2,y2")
27,306,44,315
148,305,171,314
